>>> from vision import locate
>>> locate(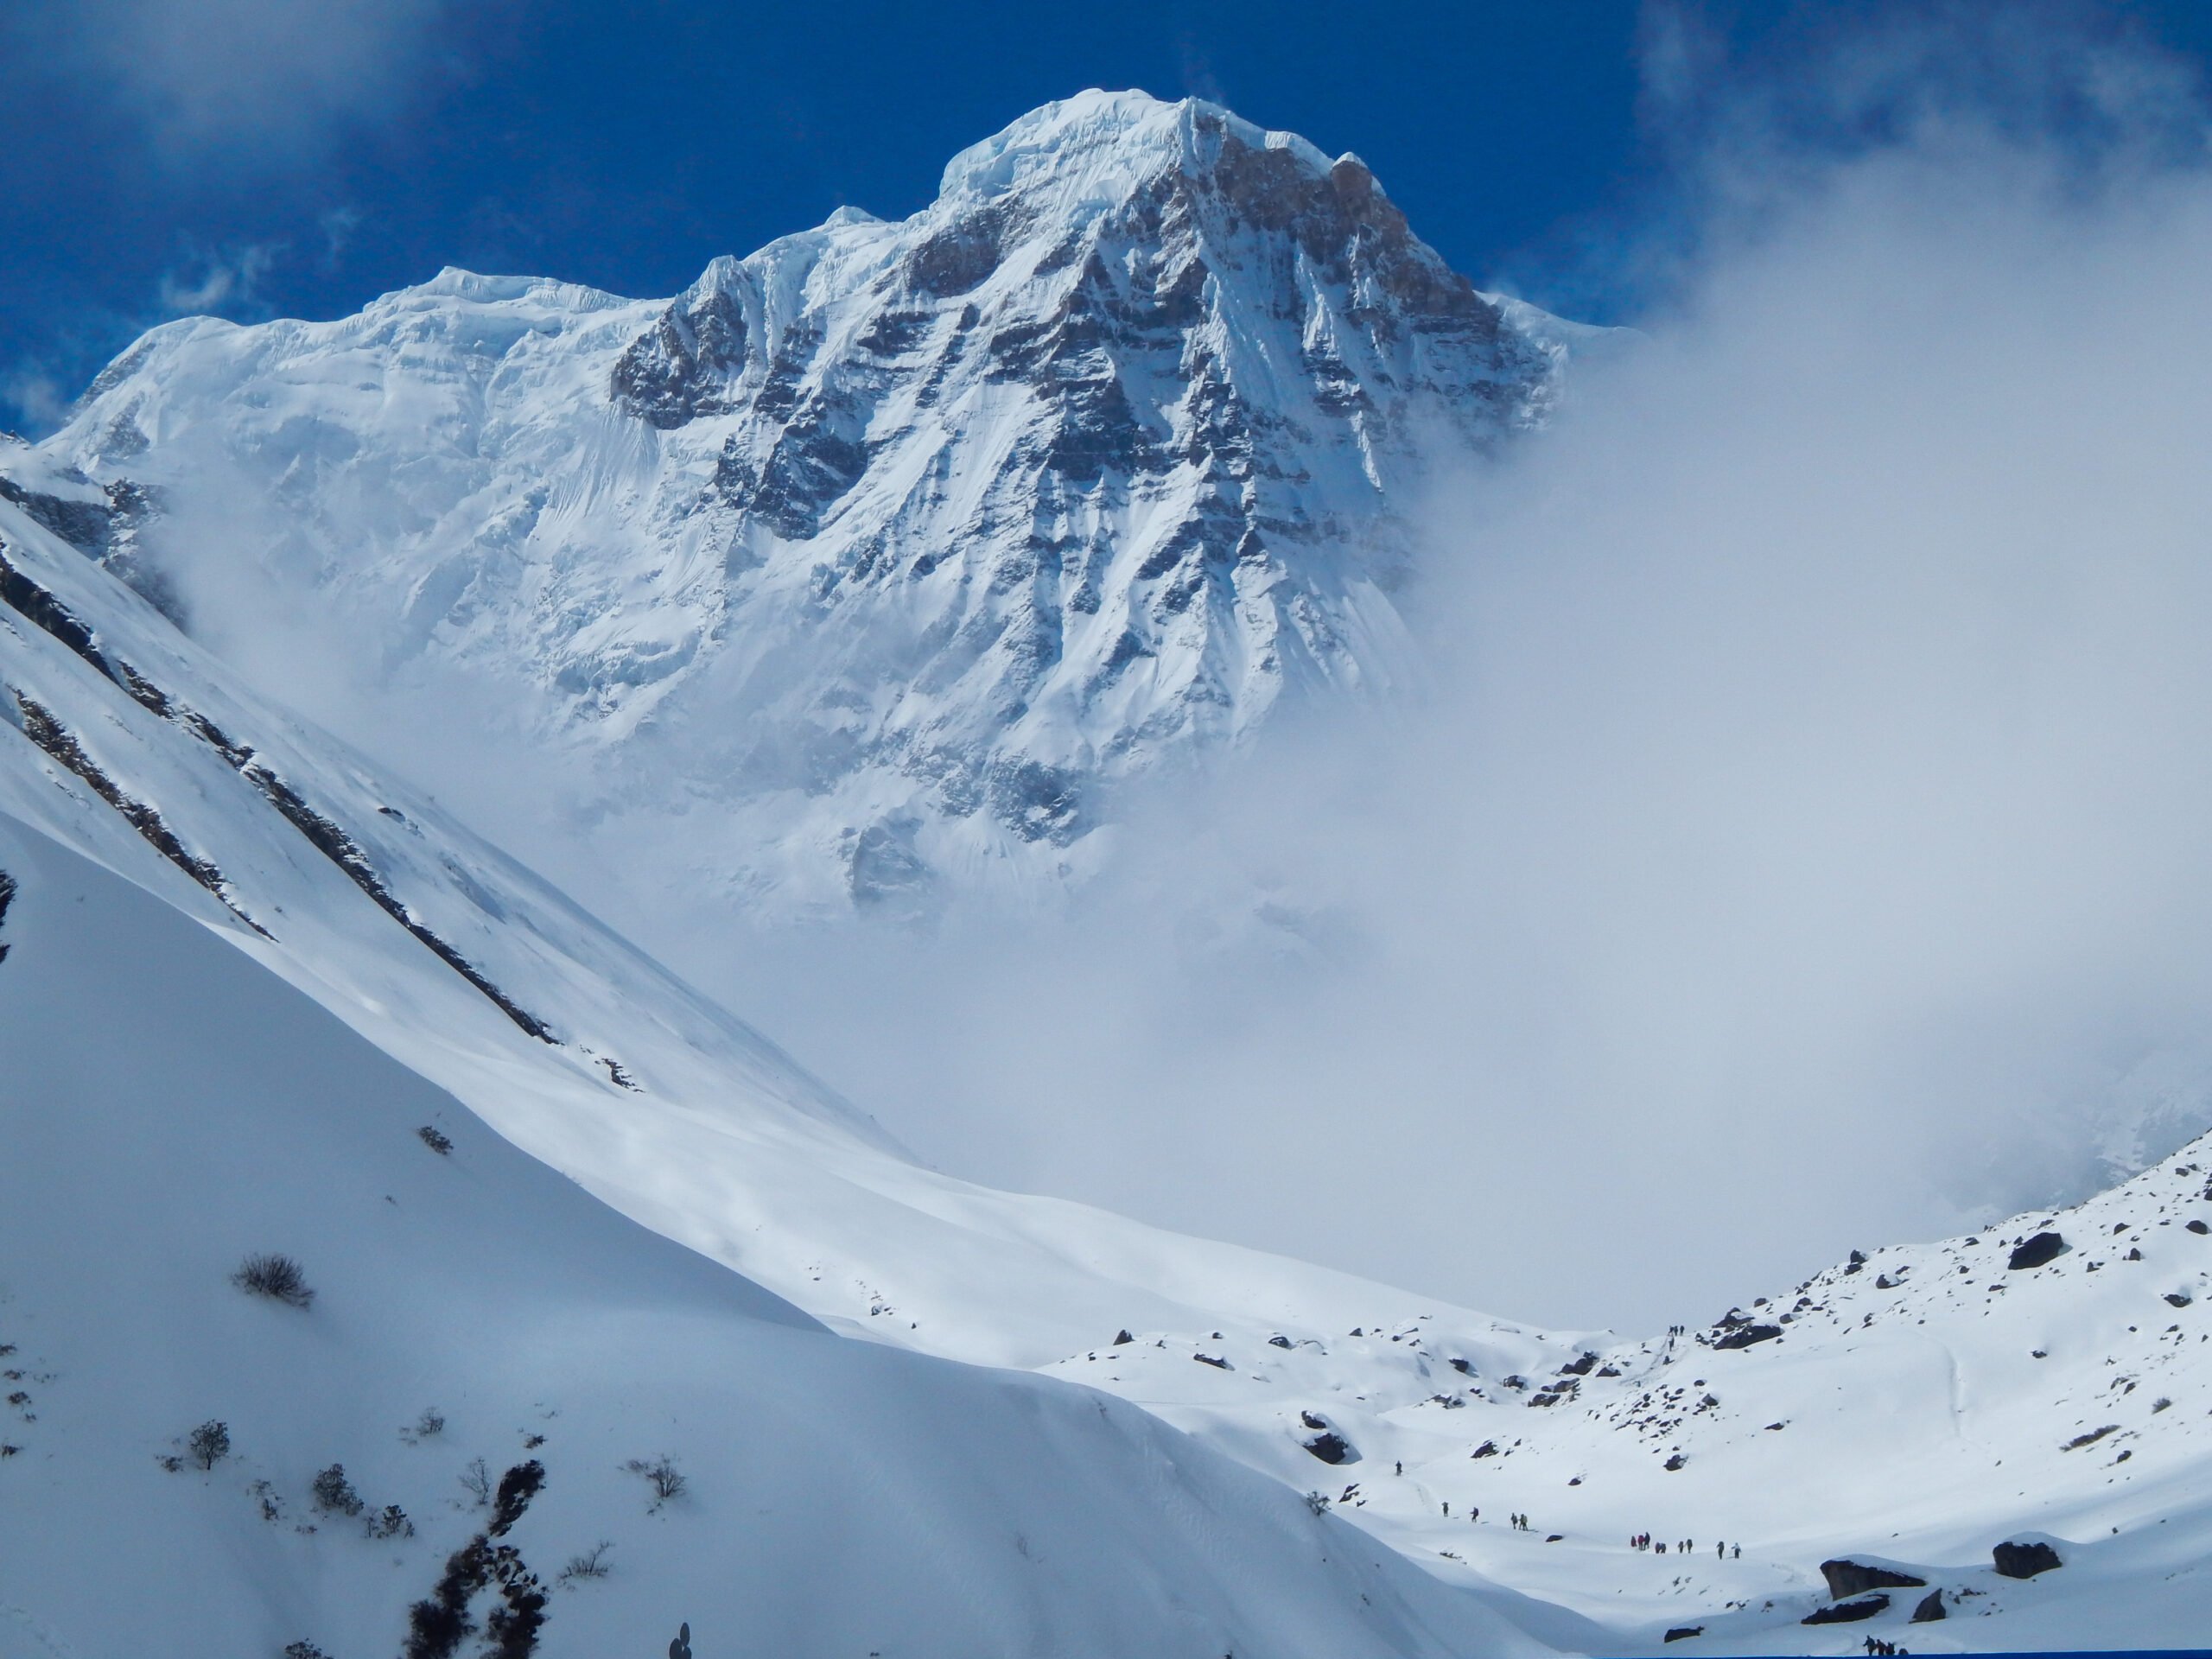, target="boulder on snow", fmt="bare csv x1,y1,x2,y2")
1662,1626,1703,1643
1802,1595,1888,1624
1302,1431,1355,1465
1820,1560,1927,1598
1910,1589,1947,1623
2007,1231,2066,1270
1712,1322,1782,1350
1993,1540,2062,1579
1112,1329,1134,1344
